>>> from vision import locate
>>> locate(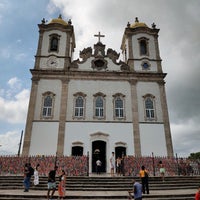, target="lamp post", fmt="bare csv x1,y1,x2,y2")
175,153,180,176
152,152,156,176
